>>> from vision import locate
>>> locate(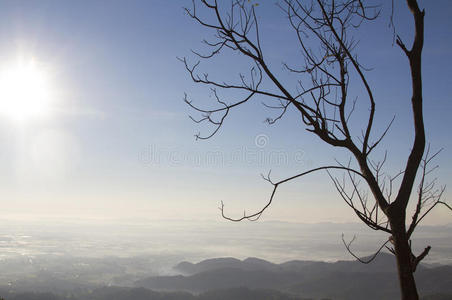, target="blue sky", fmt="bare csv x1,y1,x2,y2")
0,0,450,225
